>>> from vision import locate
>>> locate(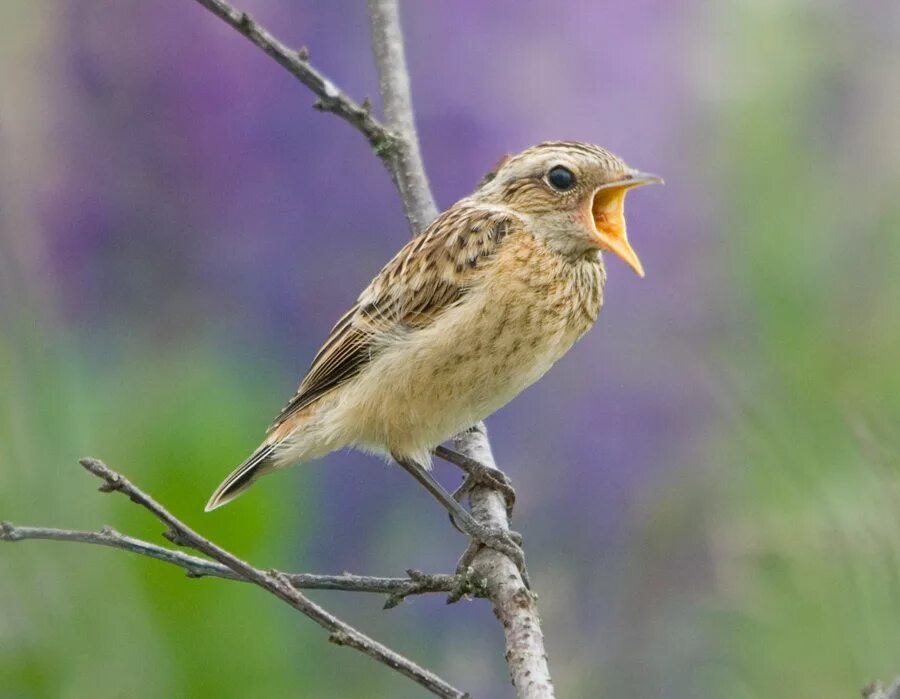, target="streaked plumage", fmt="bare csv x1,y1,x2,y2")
207,142,659,510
